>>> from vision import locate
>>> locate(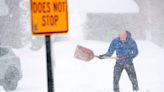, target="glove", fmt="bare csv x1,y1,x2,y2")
97,55,105,59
